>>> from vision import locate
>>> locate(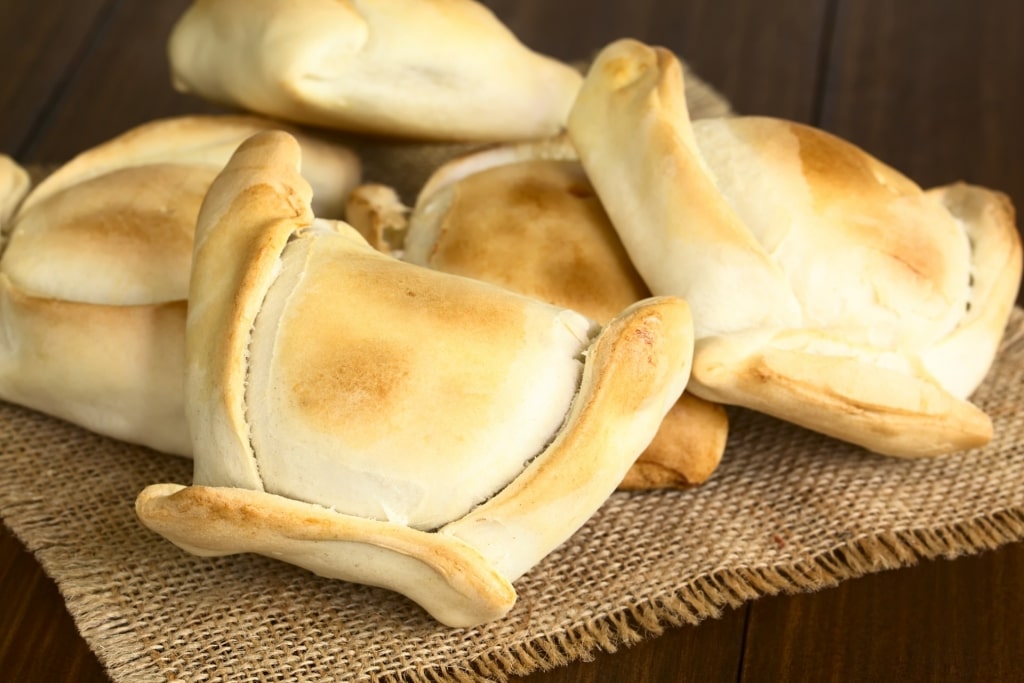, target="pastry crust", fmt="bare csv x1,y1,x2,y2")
0,116,360,454
137,130,694,626
135,482,518,628
344,182,408,255
168,0,583,141
568,39,1022,457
